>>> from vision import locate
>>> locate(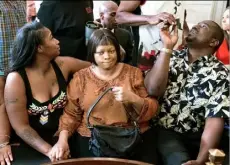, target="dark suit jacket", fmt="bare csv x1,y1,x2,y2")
114,28,133,64
37,1,94,60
